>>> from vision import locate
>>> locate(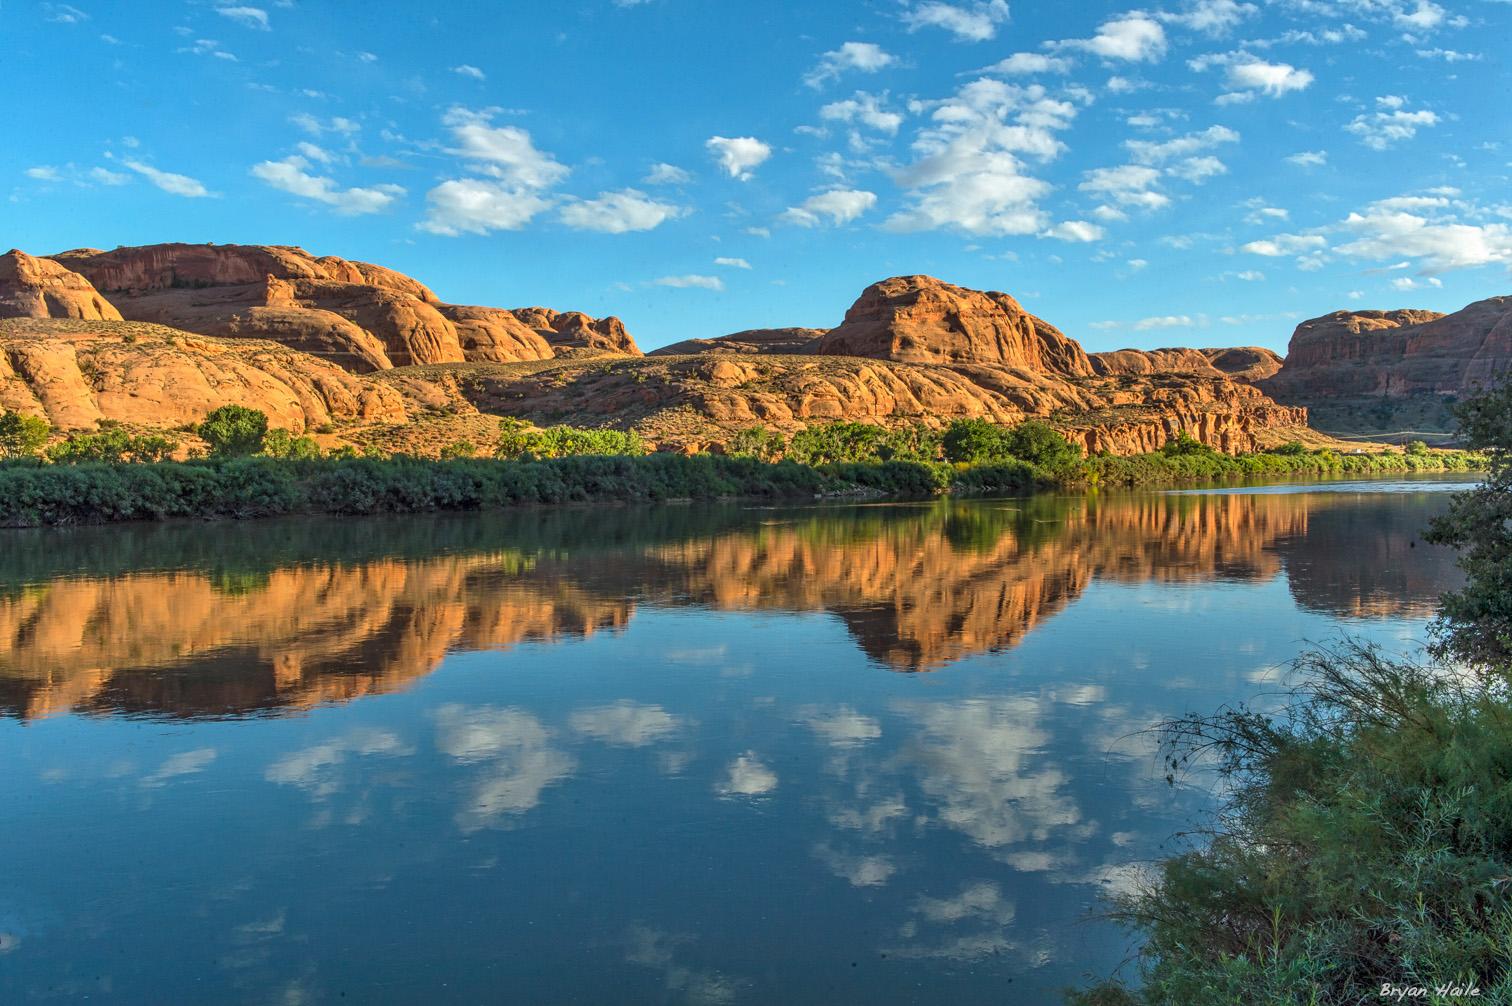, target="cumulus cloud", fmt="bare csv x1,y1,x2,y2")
435,705,576,831
714,257,752,269
781,188,879,226
643,162,691,185
803,707,883,747
716,752,778,797
820,92,905,136
804,41,898,88
1346,96,1439,150
569,701,684,746
452,64,486,80
1079,164,1168,210
1286,150,1328,167
885,79,1078,235
290,113,360,137
216,5,269,30
1134,314,1199,330
442,107,569,188
1057,13,1168,62
1335,195,1512,273
1125,124,1239,164
1168,155,1227,182
1240,232,1327,256
1161,0,1258,35
901,0,1011,42
1043,219,1106,242
24,166,61,181
1223,59,1313,98
420,179,553,235
980,52,1073,75
251,156,404,214
558,189,684,233
123,159,212,197
706,135,772,180
653,274,725,290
